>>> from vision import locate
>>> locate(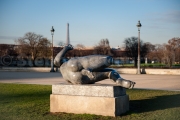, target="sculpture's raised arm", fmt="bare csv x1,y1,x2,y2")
54,44,73,66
